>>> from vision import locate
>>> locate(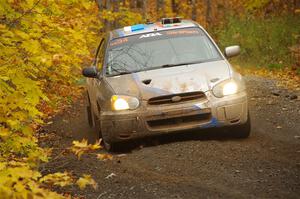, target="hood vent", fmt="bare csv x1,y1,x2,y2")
142,79,152,85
